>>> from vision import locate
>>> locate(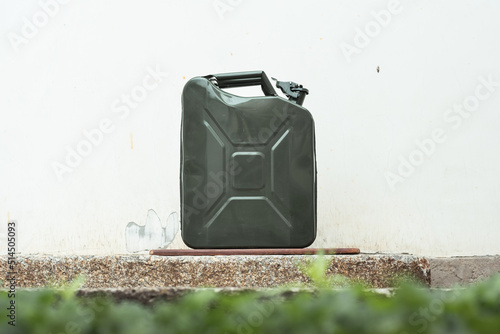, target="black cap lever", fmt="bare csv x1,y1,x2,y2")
271,77,309,106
